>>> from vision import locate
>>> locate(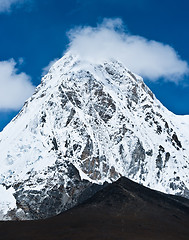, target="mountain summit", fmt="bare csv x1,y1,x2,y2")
0,52,189,220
